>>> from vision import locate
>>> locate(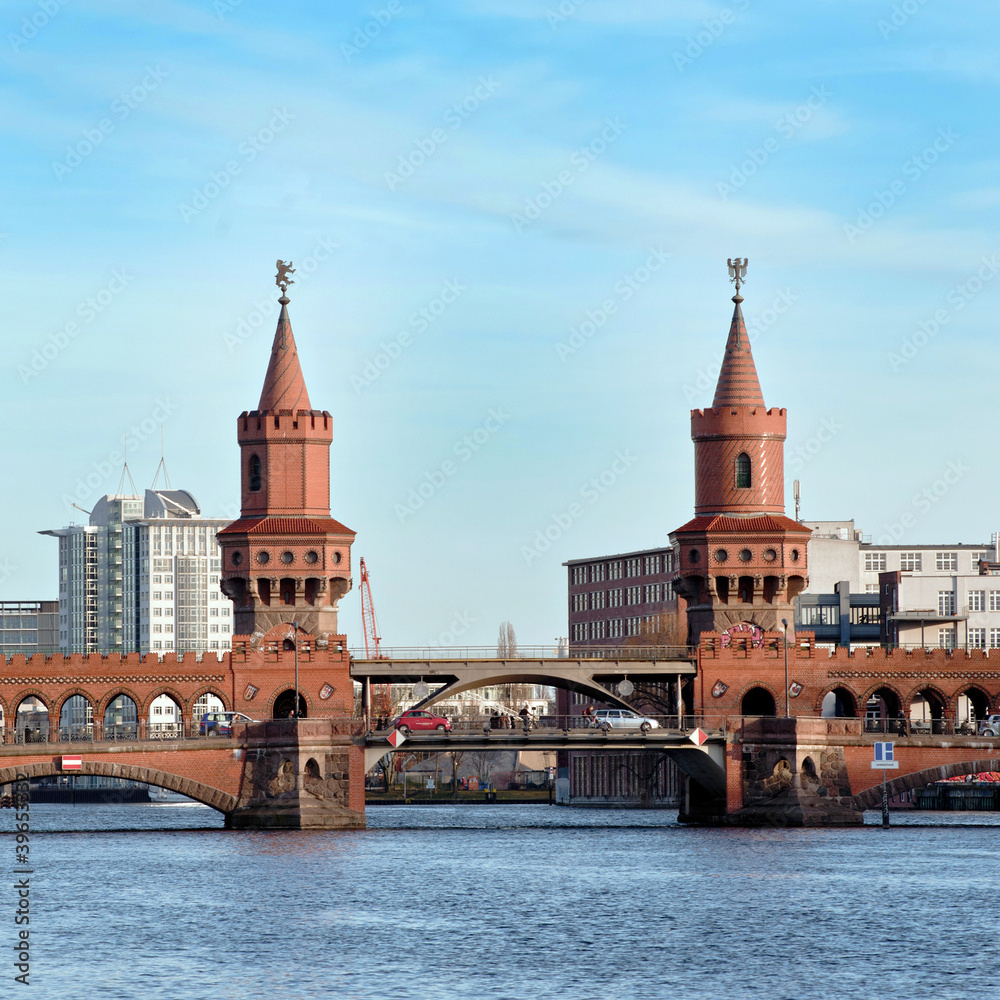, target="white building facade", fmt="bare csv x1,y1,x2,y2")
804,520,999,650
43,490,232,655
